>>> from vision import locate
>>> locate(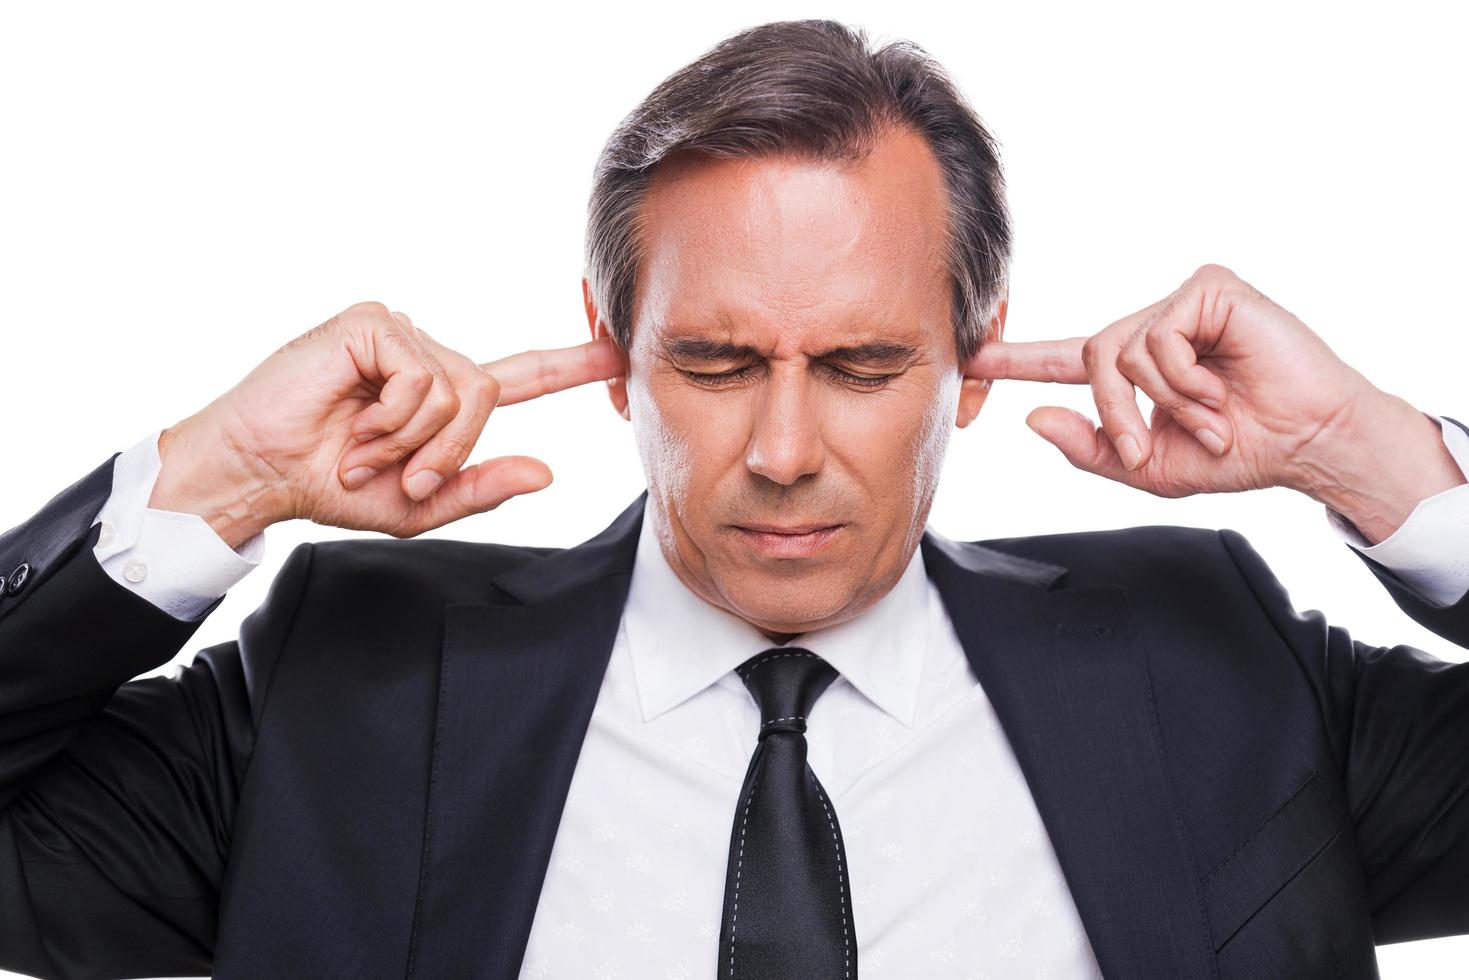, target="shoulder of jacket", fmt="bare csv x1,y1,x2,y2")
301,535,559,606
975,523,1229,589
